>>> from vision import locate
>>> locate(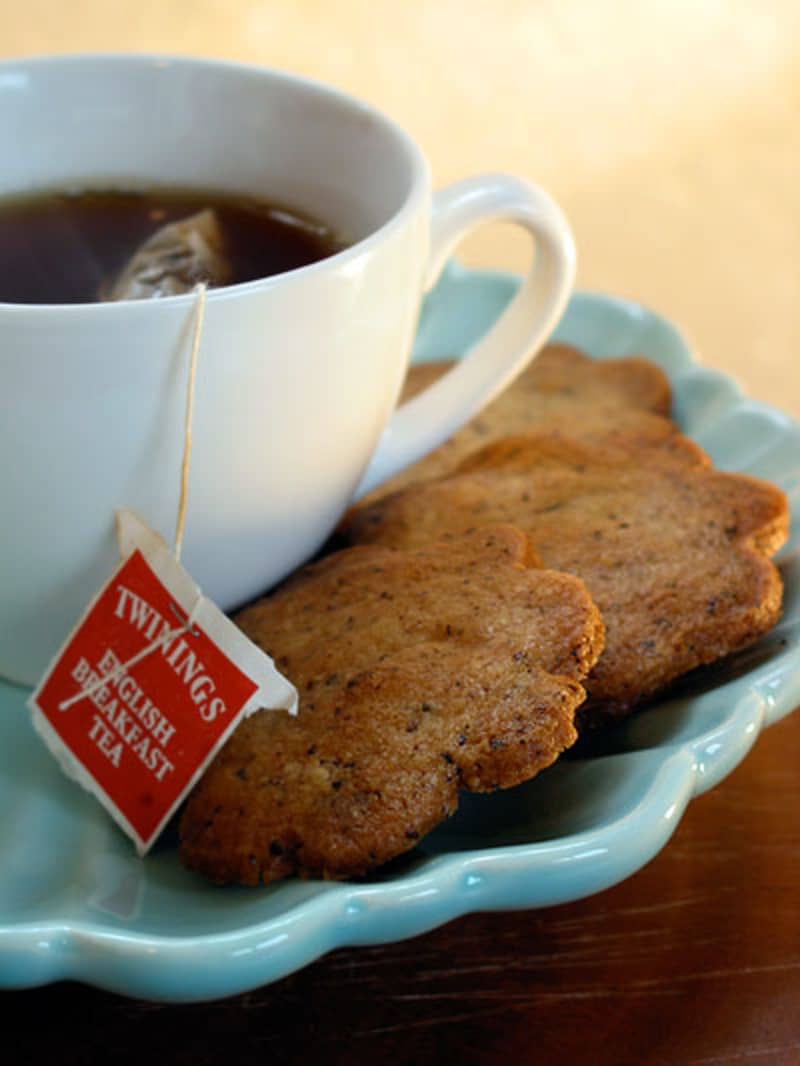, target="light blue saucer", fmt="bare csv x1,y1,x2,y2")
1,263,798,1002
